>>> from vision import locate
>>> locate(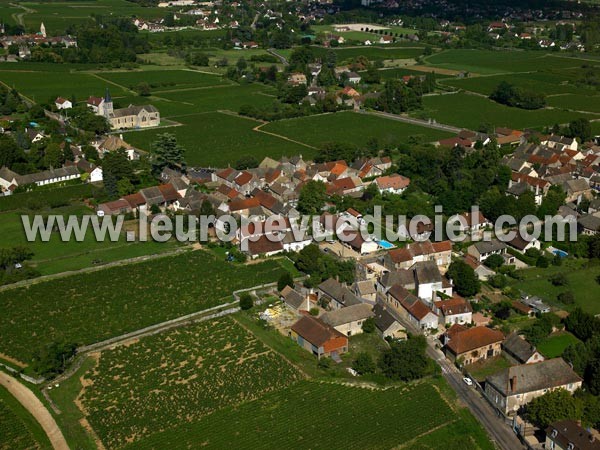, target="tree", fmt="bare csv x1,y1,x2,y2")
484,253,504,270
235,155,258,170
568,118,592,142
151,133,186,172
277,271,294,291
136,82,151,96
526,389,583,428
550,272,568,286
0,134,25,169
558,291,575,305
239,292,254,310
447,260,480,297
362,317,376,333
117,178,135,197
297,180,327,215
352,352,376,374
31,341,77,378
44,143,64,168
377,79,422,114
378,336,431,381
